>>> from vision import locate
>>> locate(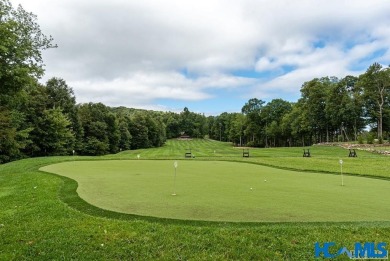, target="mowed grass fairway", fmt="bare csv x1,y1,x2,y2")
1,139,390,260
41,160,390,222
